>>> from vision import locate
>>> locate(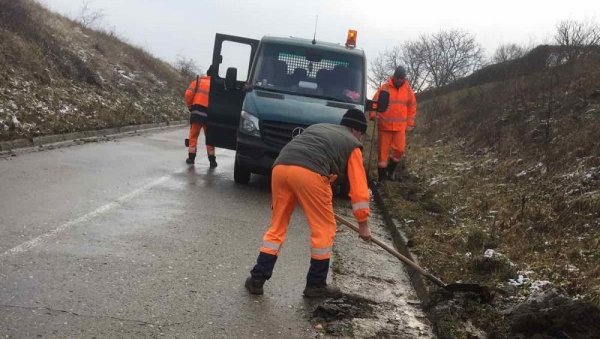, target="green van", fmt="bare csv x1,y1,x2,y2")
205,33,387,183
